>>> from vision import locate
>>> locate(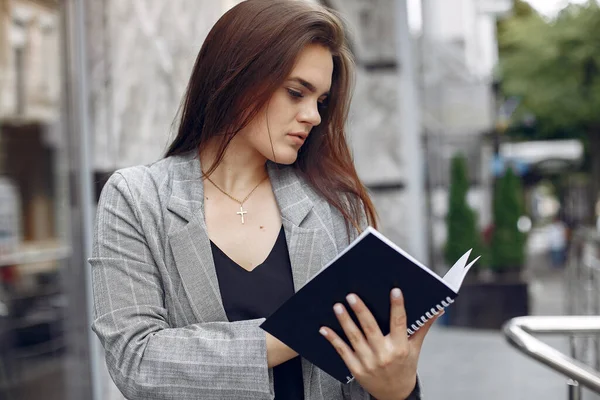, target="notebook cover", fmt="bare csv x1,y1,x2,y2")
260,228,457,384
